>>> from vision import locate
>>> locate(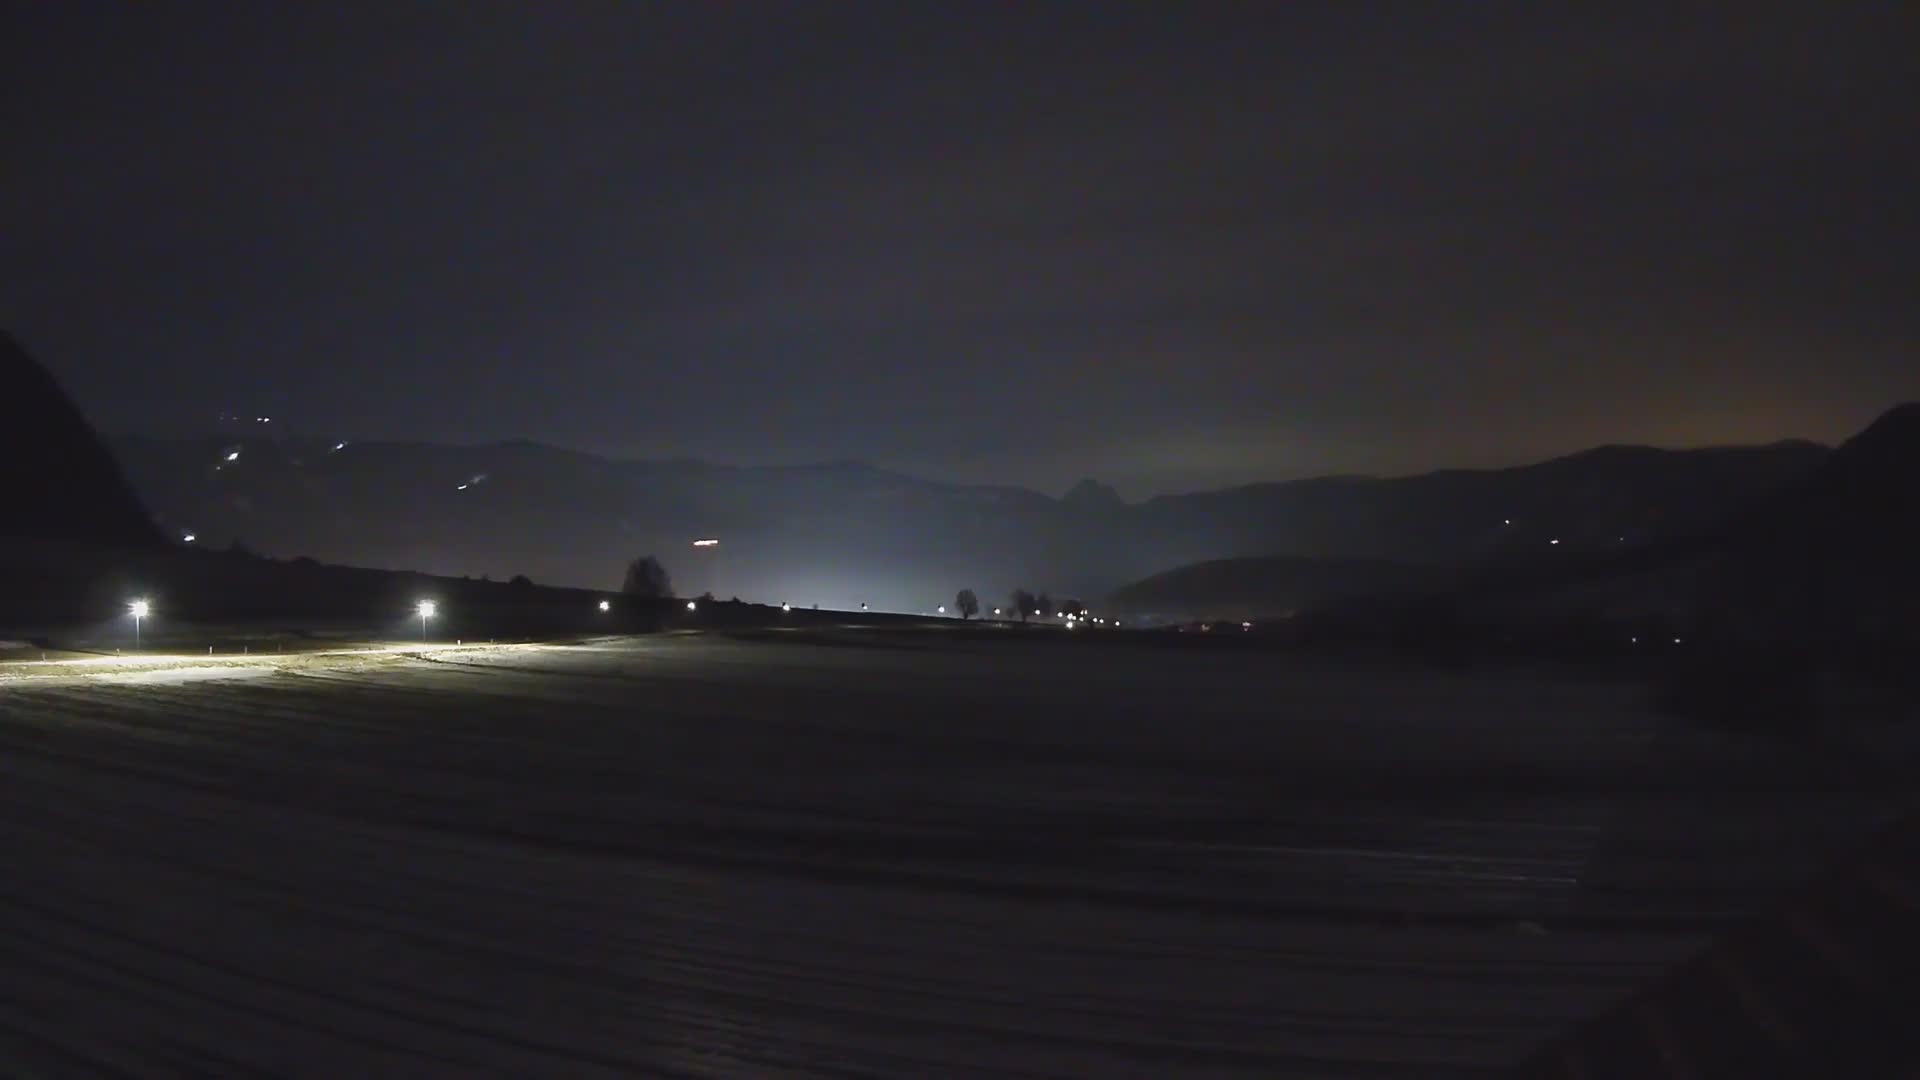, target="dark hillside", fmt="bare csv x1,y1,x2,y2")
0,331,163,549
